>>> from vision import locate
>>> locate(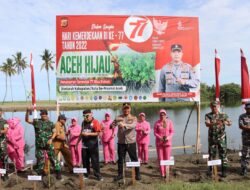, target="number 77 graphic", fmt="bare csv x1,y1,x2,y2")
129,19,148,39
